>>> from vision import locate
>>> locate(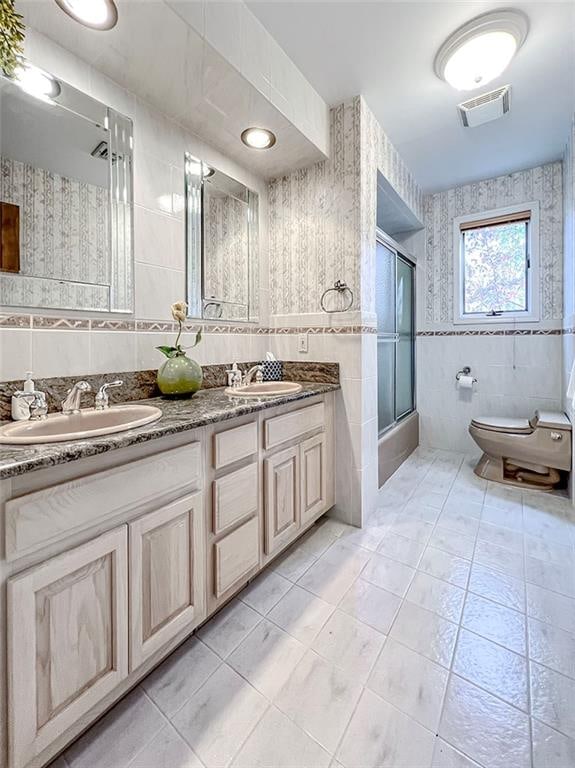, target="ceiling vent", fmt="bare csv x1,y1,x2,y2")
458,85,511,128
